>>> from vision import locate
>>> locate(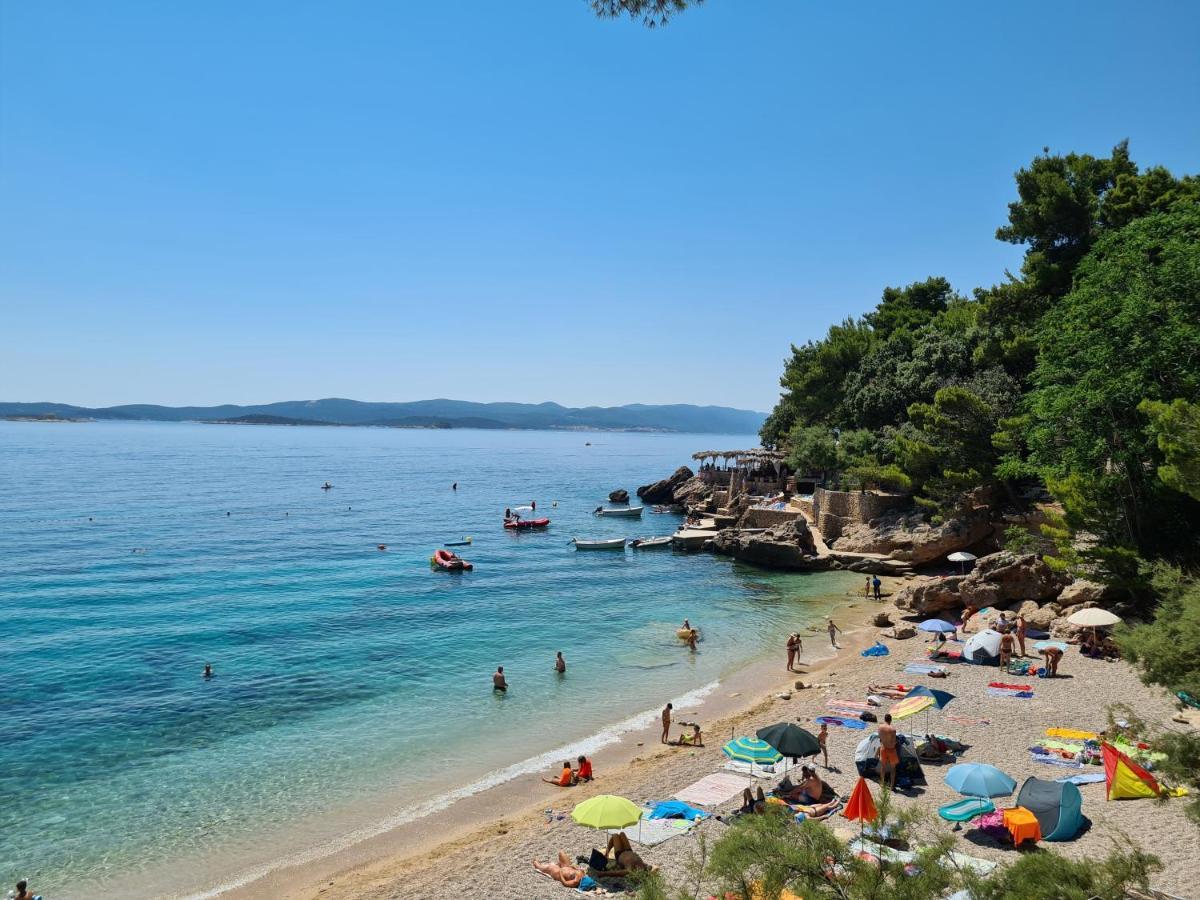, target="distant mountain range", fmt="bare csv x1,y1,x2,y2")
0,398,766,434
